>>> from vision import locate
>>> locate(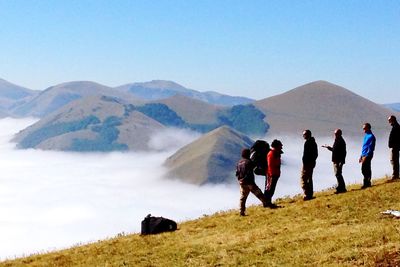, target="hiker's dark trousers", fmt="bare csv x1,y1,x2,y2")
361,155,373,186
239,183,266,215
301,162,315,198
333,162,346,191
390,148,399,179
265,175,280,204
